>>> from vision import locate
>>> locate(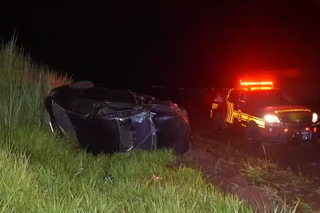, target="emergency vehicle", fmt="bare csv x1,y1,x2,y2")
210,78,319,147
